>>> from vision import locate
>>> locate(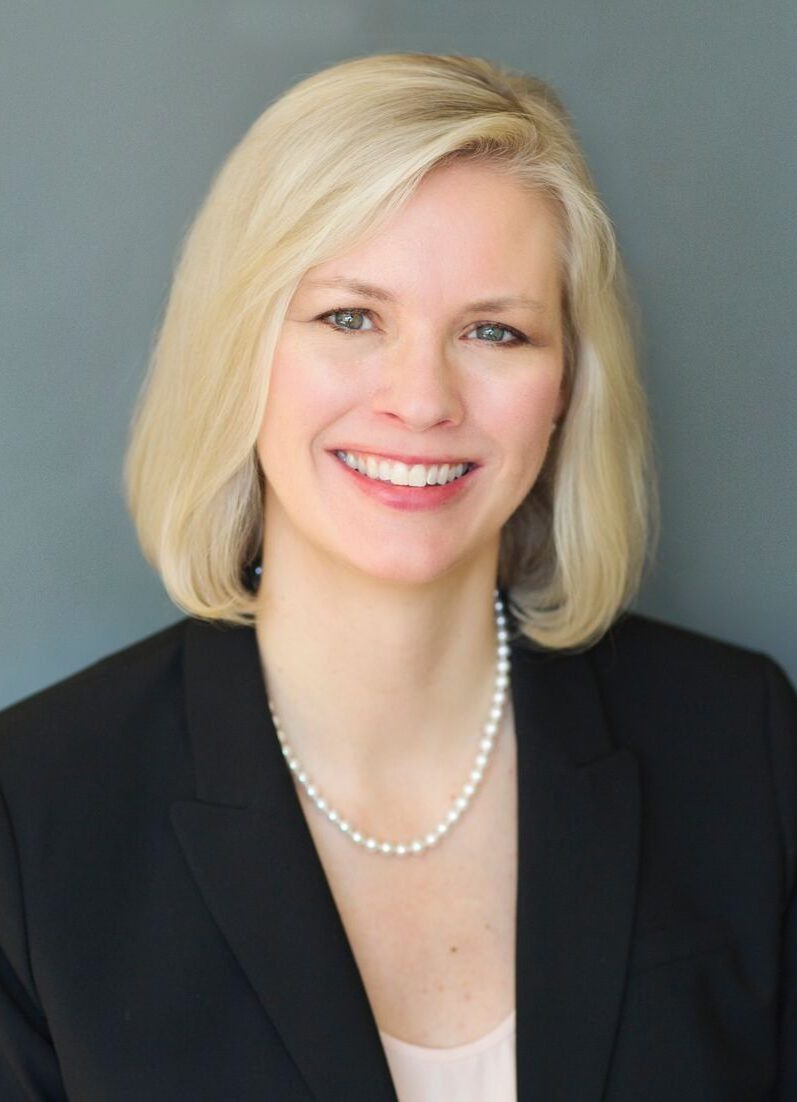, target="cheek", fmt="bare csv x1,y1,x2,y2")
478,370,562,457
257,344,356,454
